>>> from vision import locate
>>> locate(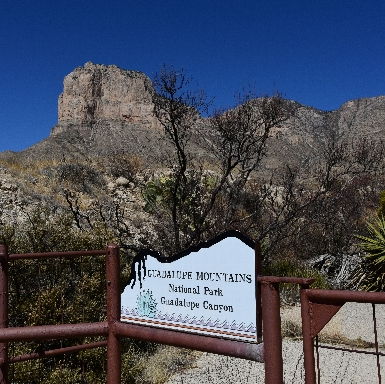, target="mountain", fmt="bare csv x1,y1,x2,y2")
0,62,384,226
2,63,163,164
2,62,385,165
